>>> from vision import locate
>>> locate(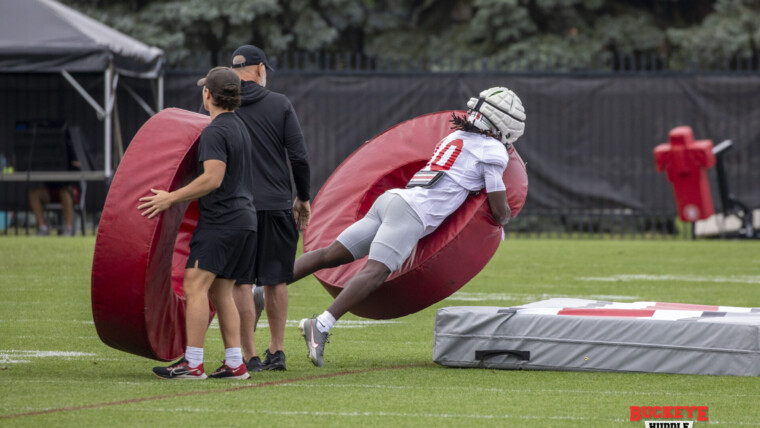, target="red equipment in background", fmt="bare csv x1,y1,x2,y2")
304,110,529,319
653,126,716,222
